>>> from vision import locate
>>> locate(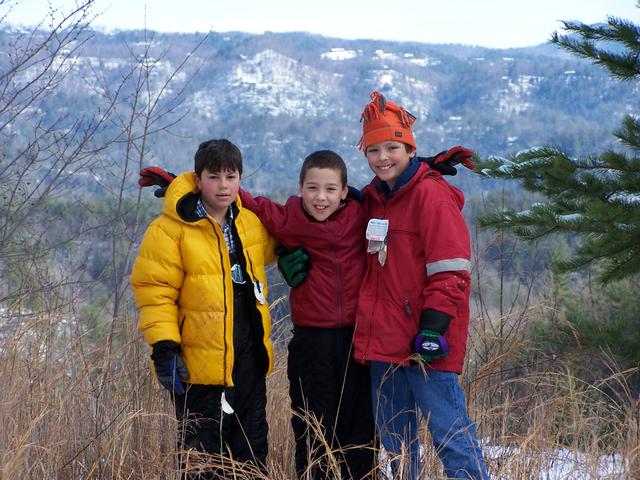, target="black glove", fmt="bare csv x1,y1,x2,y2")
421,146,476,176
151,340,189,395
138,167,177,198
413,310,452,362
275,245,311,288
